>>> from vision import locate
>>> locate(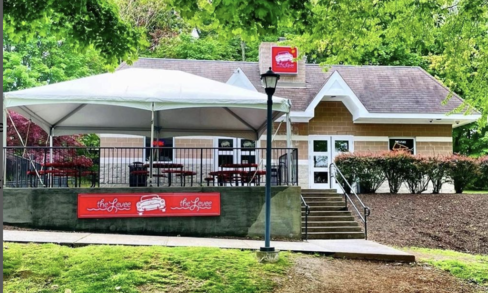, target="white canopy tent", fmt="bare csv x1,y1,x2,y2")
3,68,291,140
3,68,293,185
